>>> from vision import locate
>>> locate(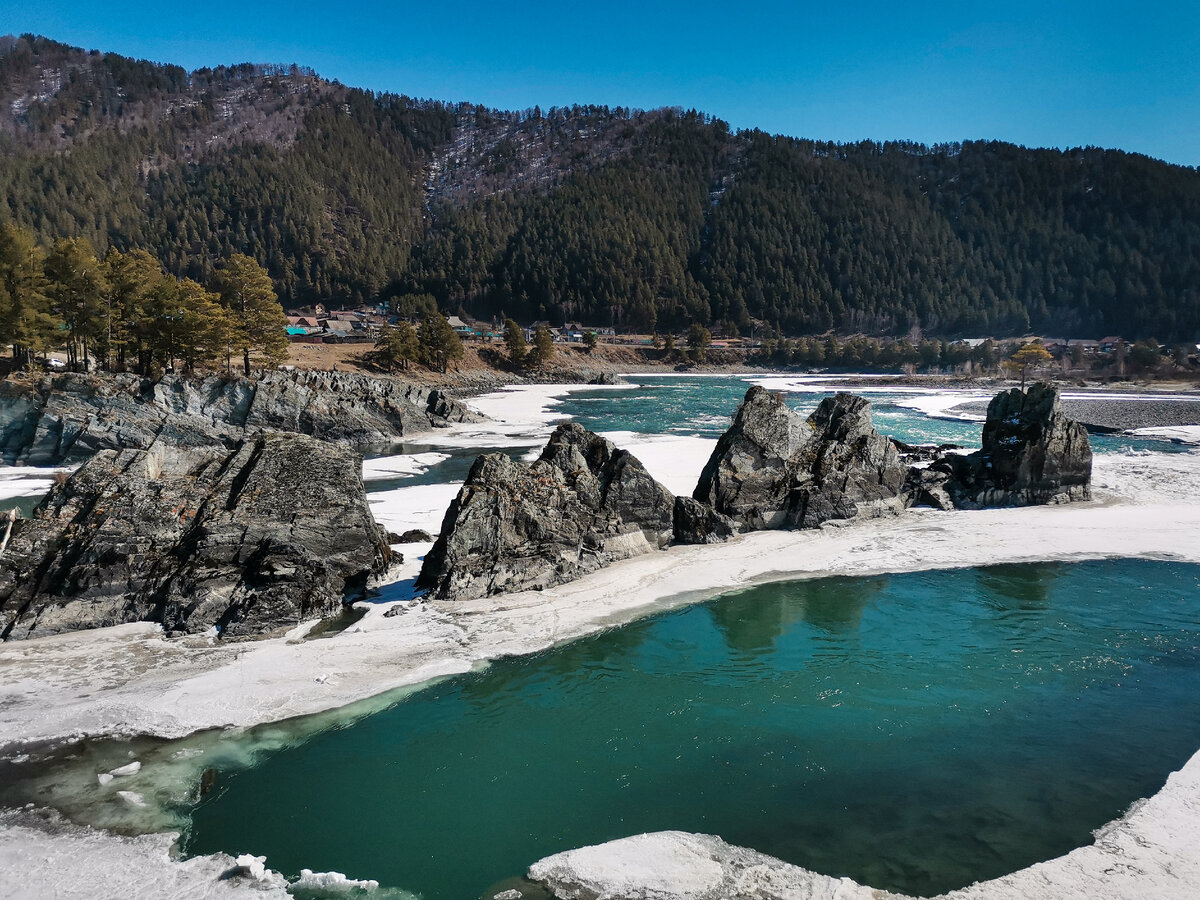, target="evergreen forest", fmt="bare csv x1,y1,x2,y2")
3,35,1199,341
